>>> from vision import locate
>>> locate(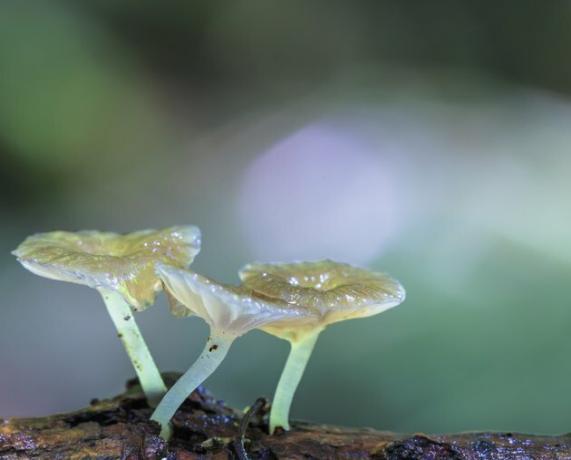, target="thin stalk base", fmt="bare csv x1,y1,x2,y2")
99,288,167,407
270,330,320,433
151,331,234,439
